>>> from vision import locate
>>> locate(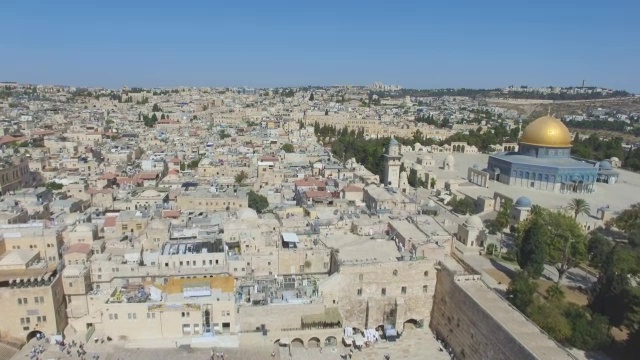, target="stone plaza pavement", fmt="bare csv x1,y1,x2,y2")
10,327,451,360
278,328,452,360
